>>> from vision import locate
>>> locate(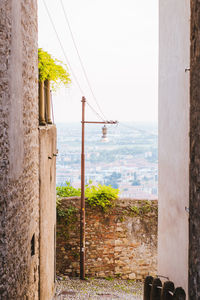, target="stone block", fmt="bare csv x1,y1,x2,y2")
129,273,136,280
